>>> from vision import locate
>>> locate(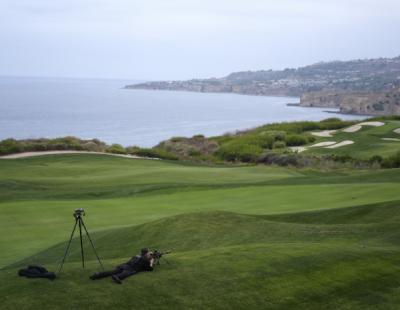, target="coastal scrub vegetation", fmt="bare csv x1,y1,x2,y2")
0,137,107,155
2,117,400,168
156,117,400,168
0,137,178,161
